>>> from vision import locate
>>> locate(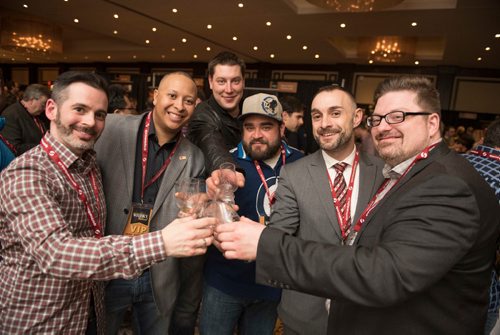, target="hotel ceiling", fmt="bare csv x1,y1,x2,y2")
0,0,499,69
